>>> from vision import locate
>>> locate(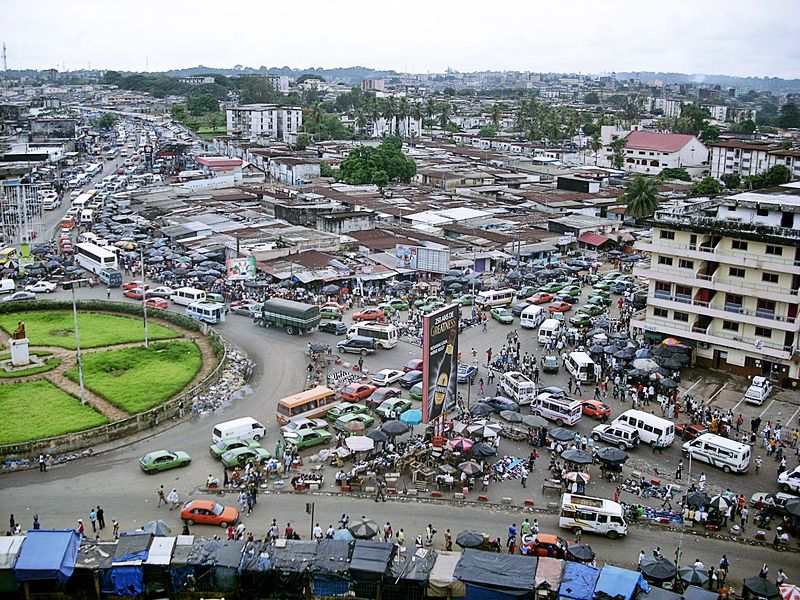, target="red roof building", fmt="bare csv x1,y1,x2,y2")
577,232,613,249
604,130,707,176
